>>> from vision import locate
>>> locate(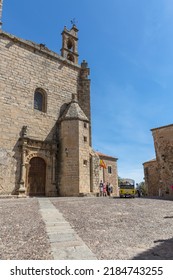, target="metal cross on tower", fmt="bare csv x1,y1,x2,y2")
70,18,78,26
